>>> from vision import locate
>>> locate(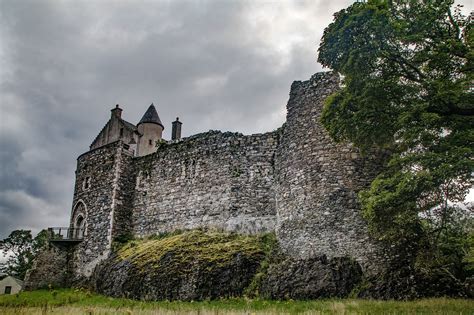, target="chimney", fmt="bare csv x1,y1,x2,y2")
111,104,122,119
171,117,182,140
